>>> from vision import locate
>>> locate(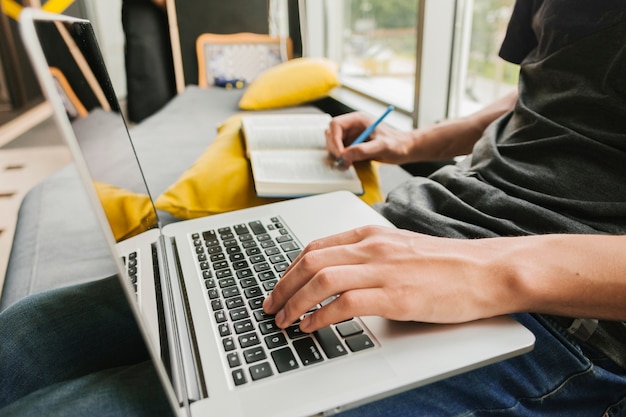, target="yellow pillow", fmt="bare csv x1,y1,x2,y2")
238,57,340,110
155,115,383,220
93,181,156,241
